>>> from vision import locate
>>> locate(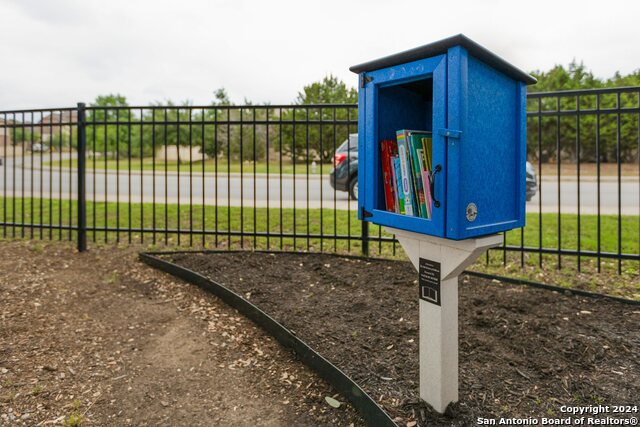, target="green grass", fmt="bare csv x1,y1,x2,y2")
1,196,638,297
64,413,83,427
1,196,636,253
503,213,639,255
44,158,333,175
